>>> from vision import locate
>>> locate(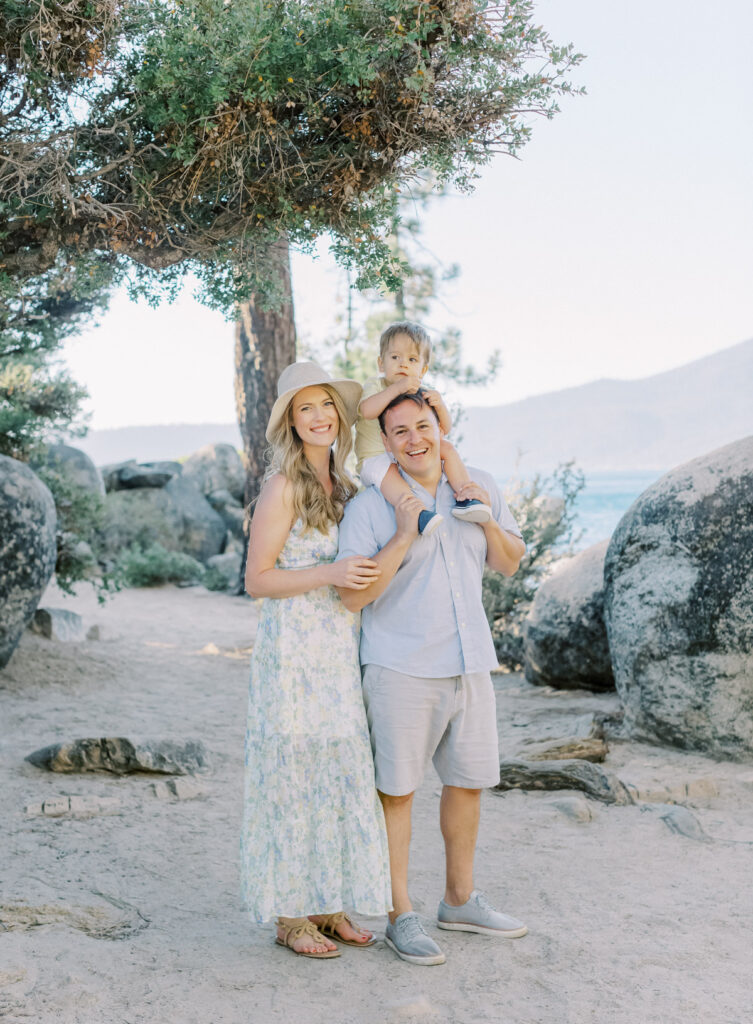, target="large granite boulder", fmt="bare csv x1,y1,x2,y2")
0,457,57,668
102,475,226,562
524,540,614,691
604,436,753,758
36,444,105,496
182,443,245,502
